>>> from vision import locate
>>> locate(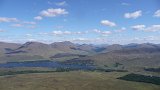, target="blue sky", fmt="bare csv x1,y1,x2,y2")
0,0,160,44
